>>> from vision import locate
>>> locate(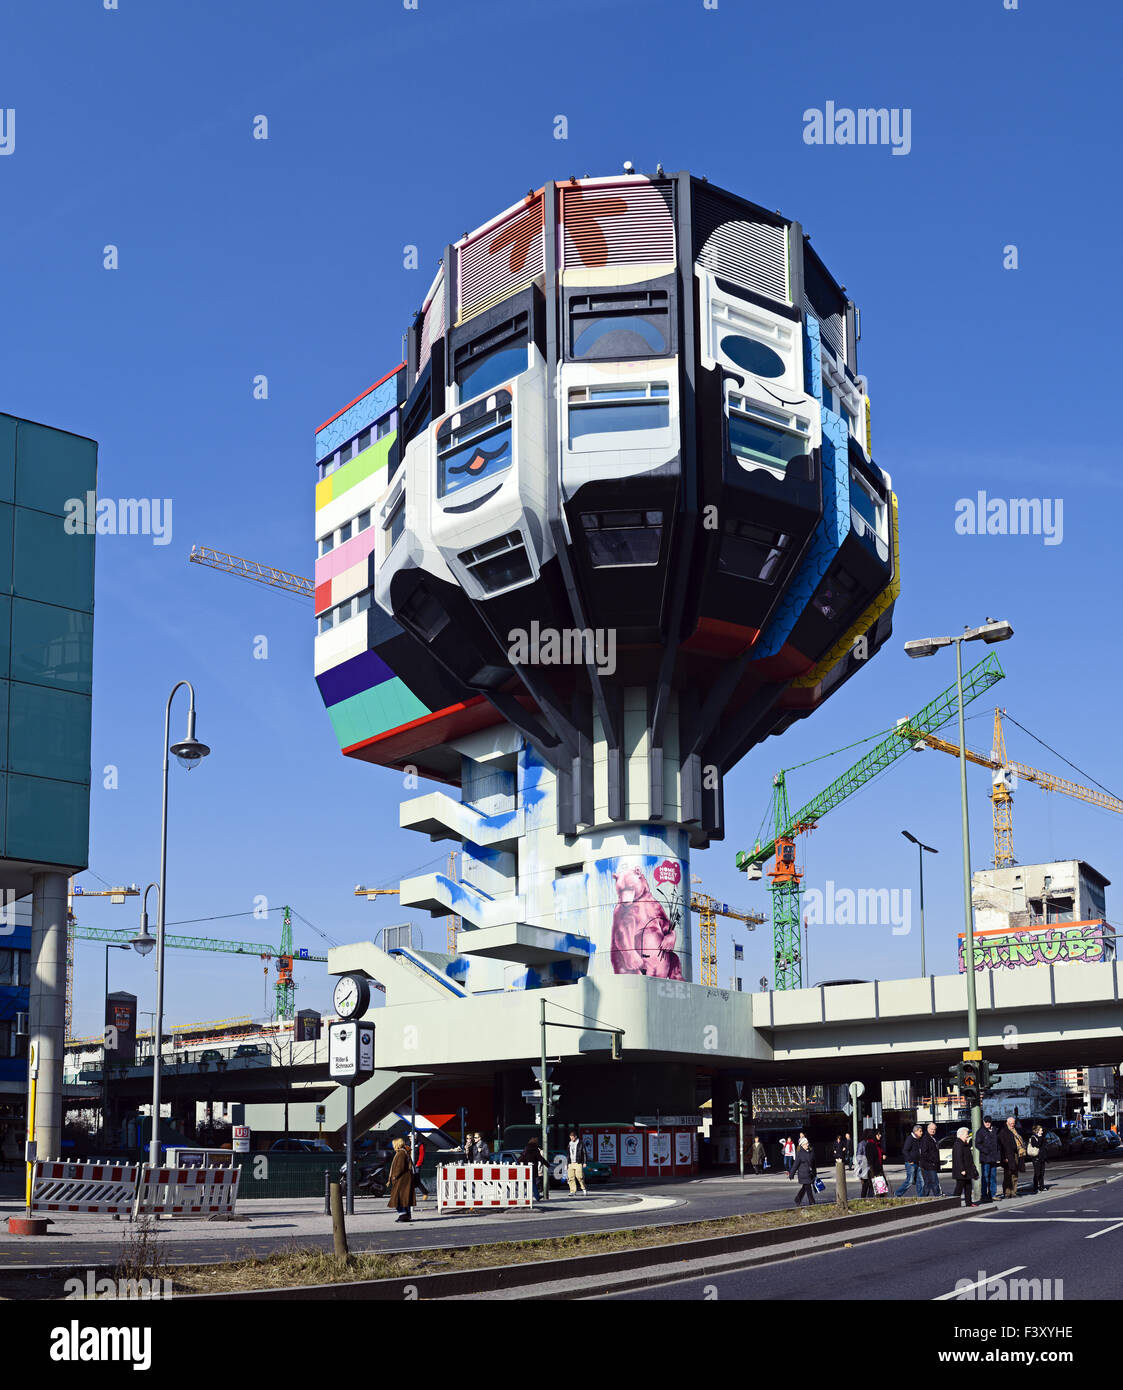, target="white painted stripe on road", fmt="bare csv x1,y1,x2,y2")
967,1216,1122,1223
1086,1220,1123,1239
933,1265,1025,1301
